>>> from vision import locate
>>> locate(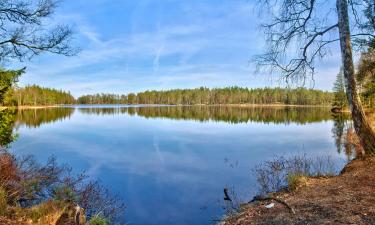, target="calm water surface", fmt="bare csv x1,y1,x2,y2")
9,105,349,225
